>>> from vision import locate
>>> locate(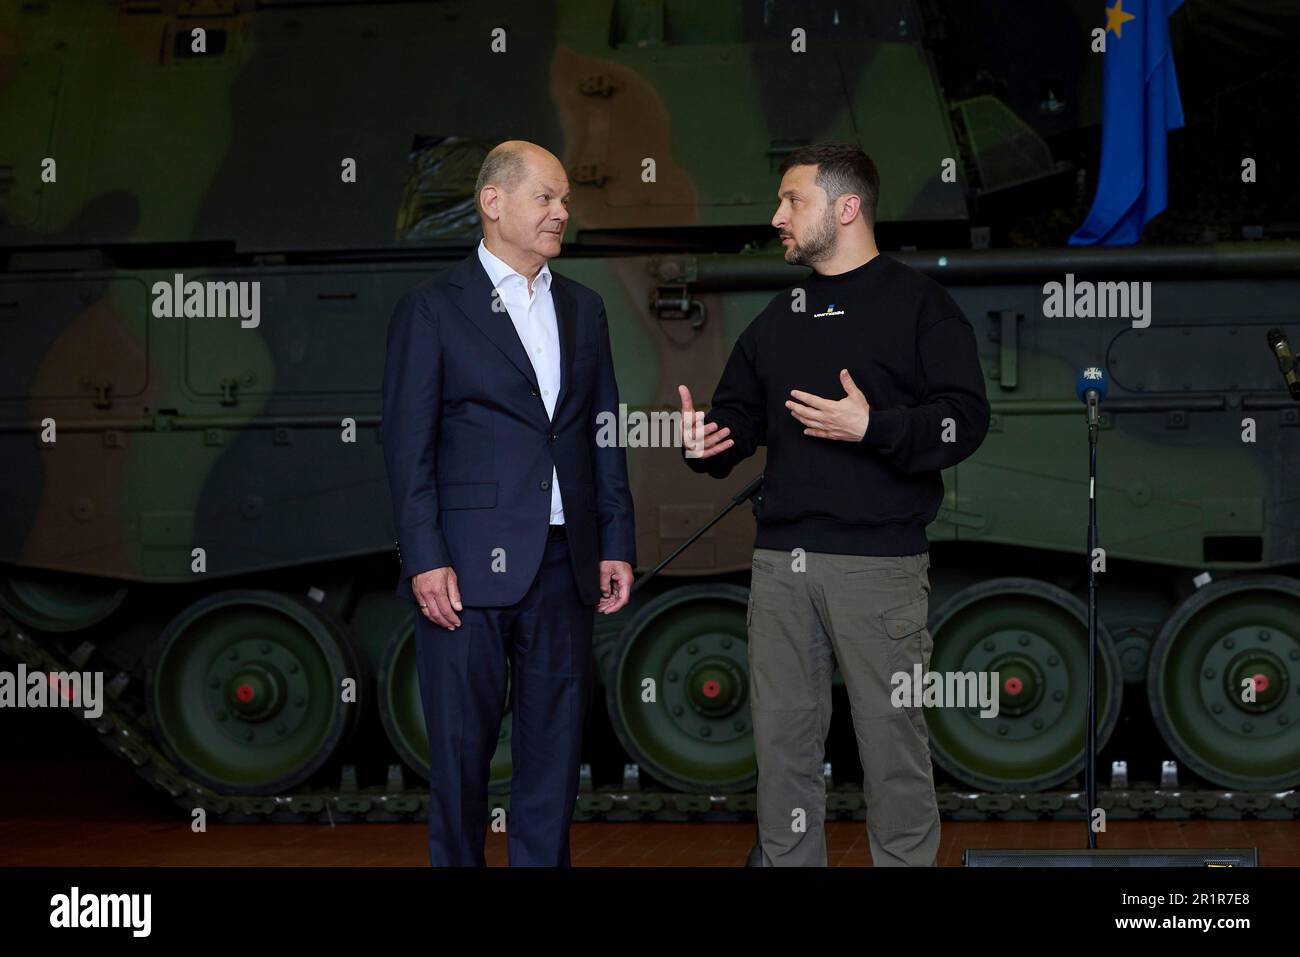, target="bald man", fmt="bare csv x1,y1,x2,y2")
382,141,636,866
